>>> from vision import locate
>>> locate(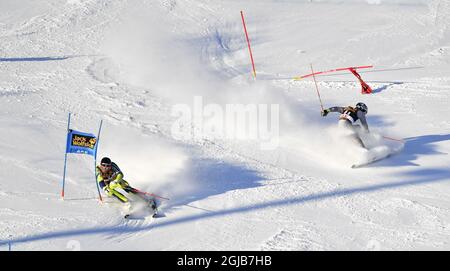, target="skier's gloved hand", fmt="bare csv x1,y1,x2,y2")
321,109,330,117
103,186,113,196
109,180,121,190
